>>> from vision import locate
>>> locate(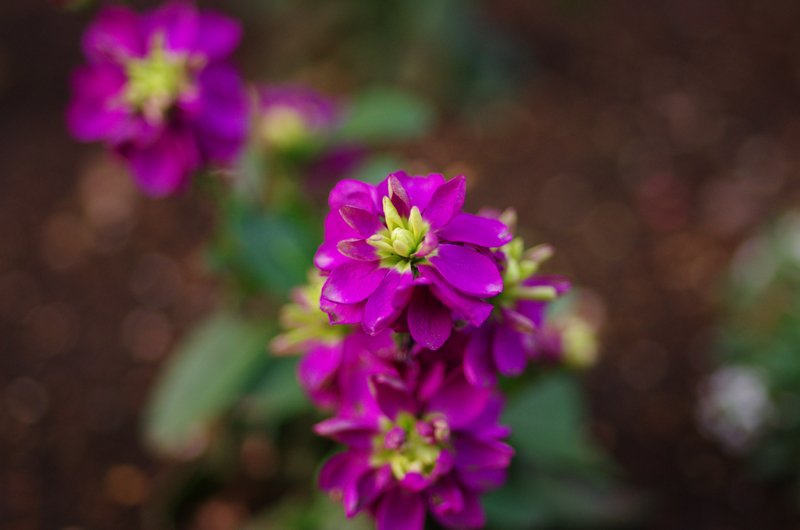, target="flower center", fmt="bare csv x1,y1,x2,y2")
372,412,449,480
124,35,194,123
368,197,433,264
